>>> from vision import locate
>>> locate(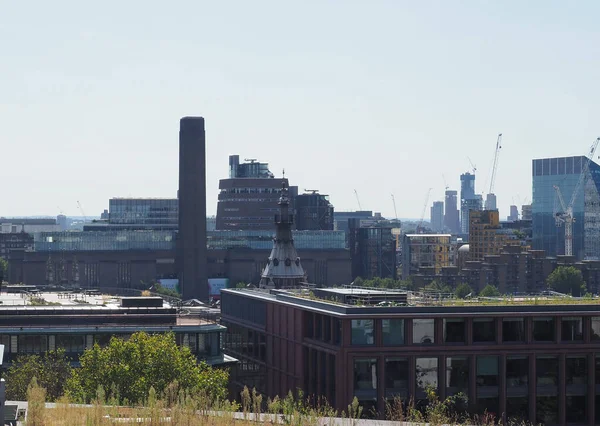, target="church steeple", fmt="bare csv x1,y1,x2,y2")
259,179,306,289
